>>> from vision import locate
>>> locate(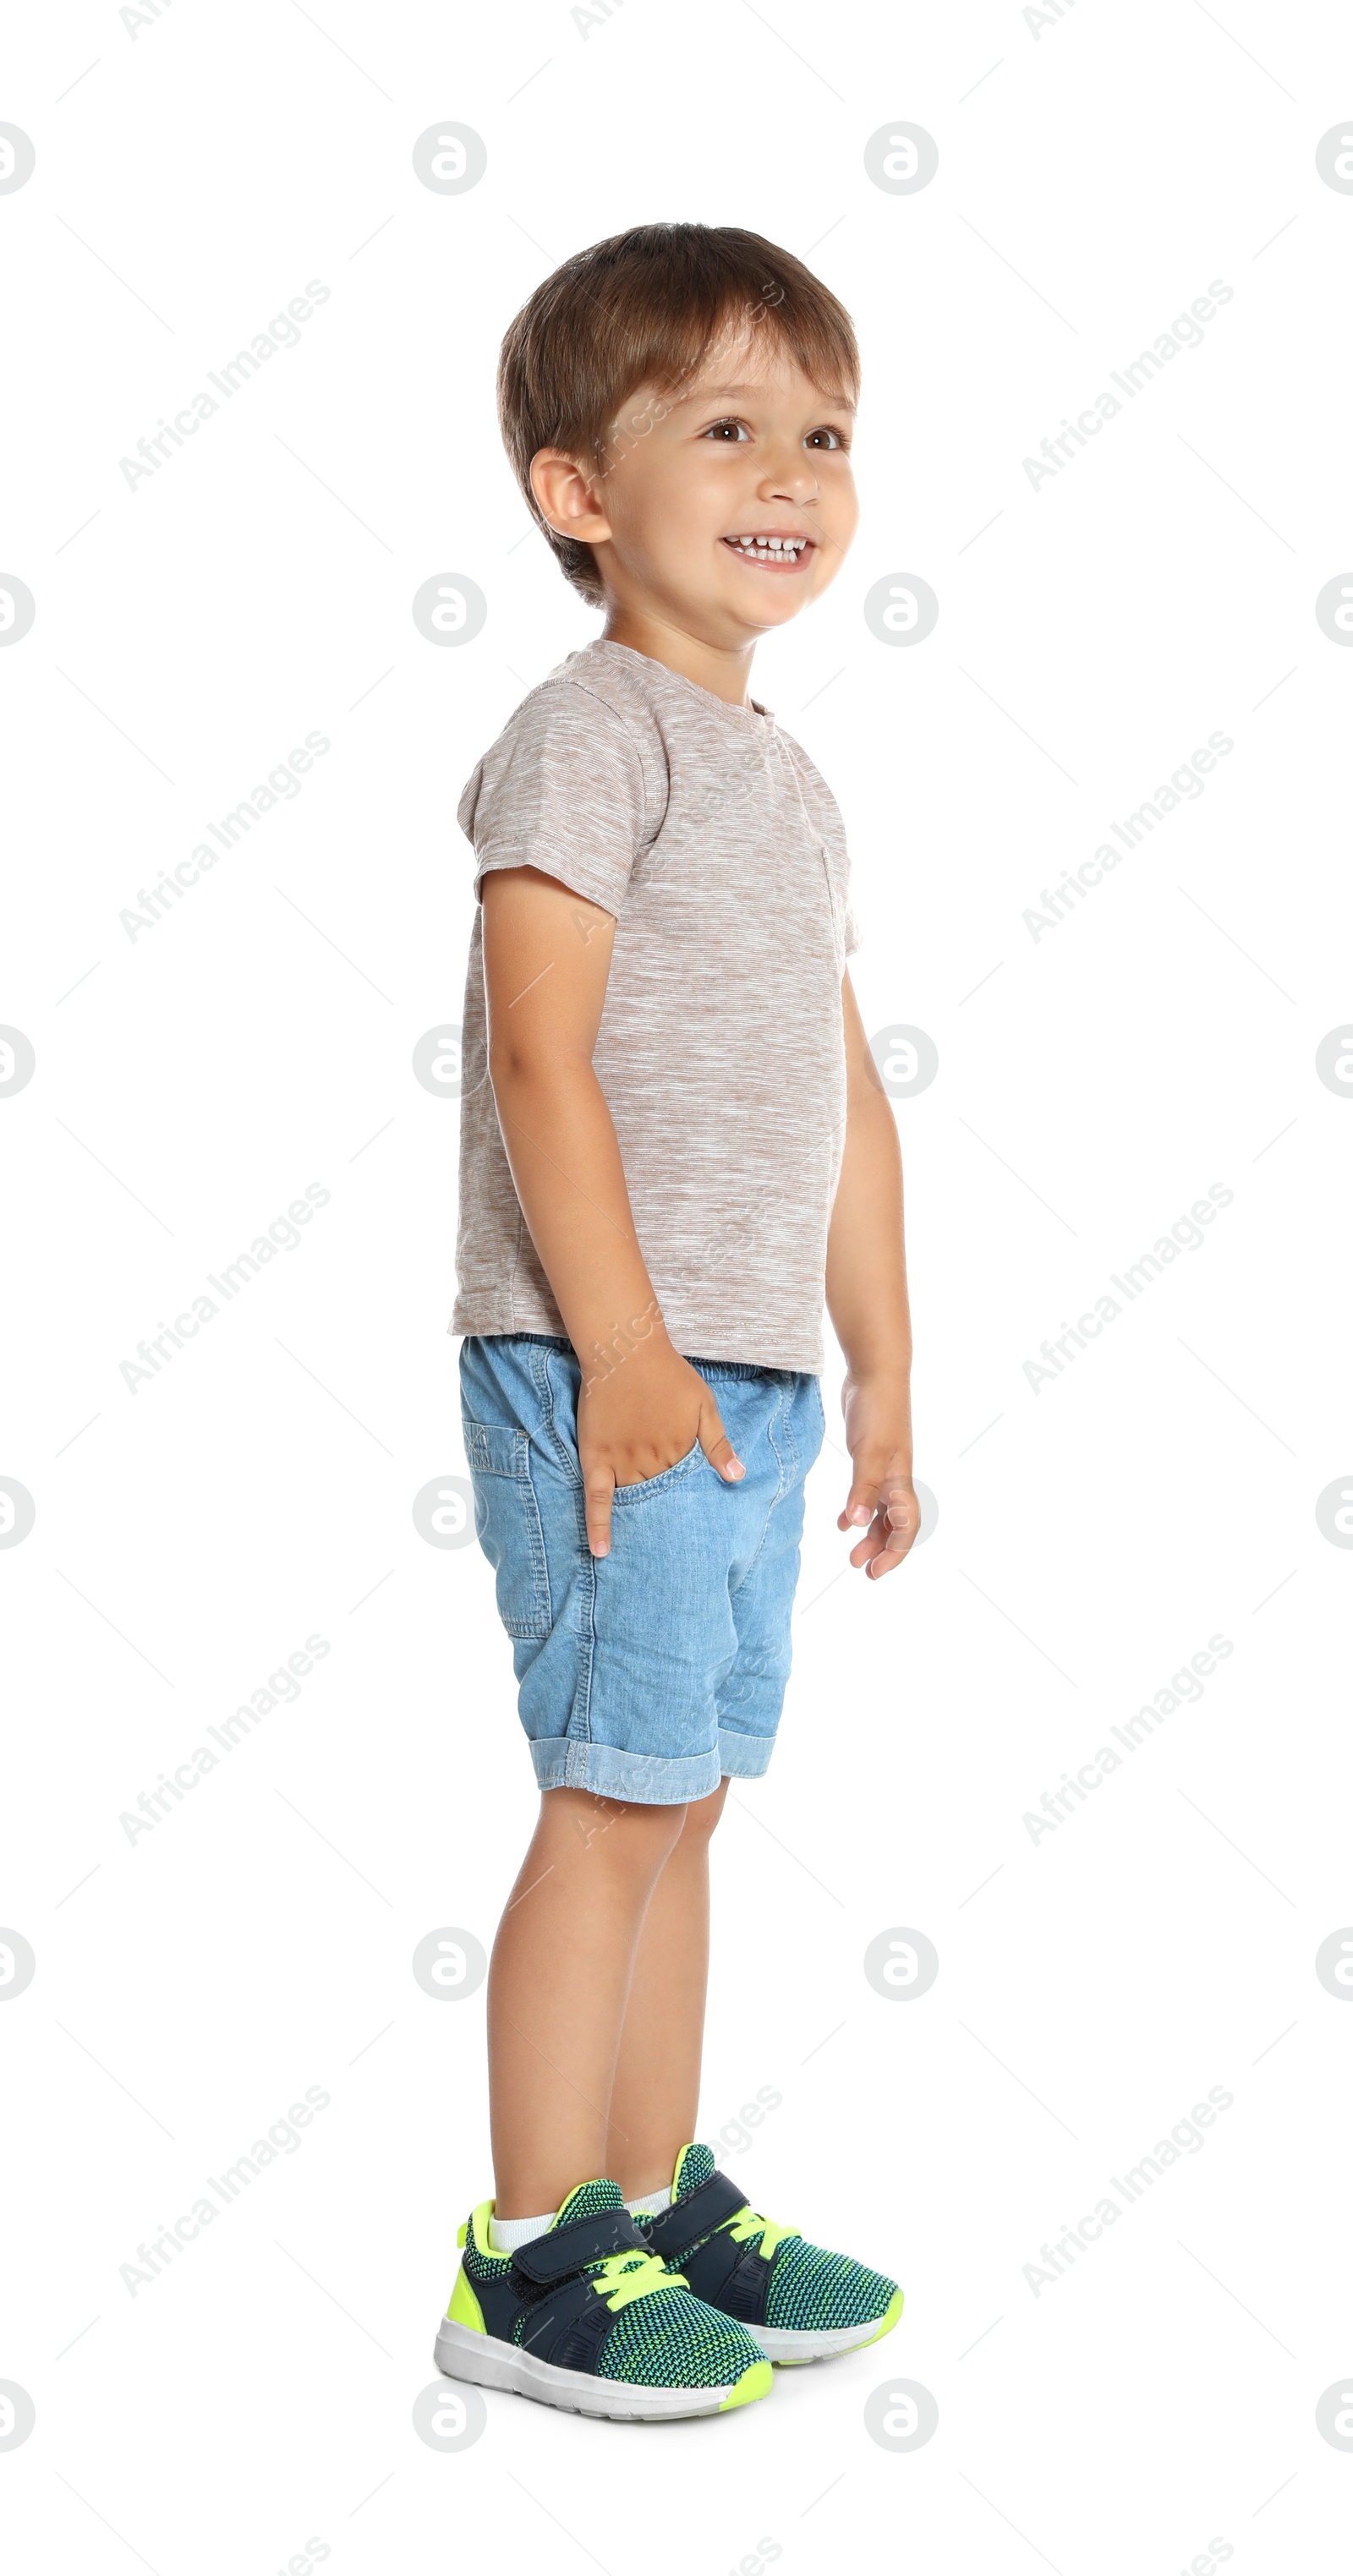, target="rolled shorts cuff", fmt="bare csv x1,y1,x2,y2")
717,1726,777,1780
529,1737,723,1807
